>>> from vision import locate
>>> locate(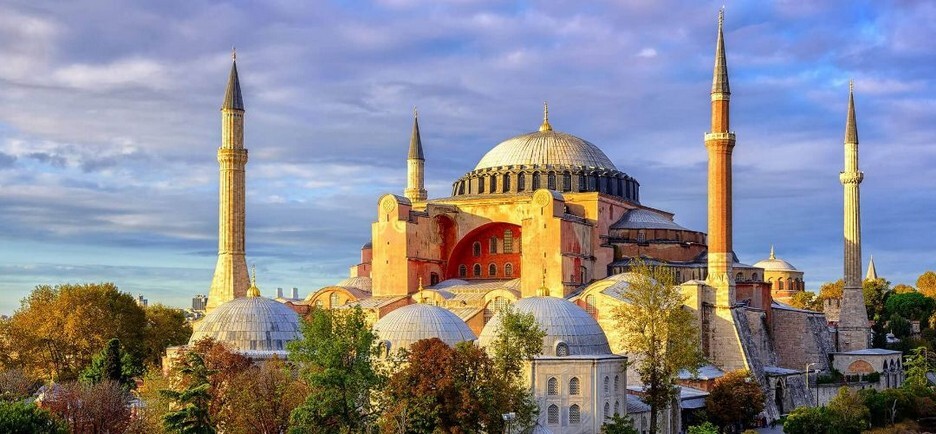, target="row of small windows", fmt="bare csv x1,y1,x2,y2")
546,404,581,425
454,170,639,201
458,263,515,278
472,230,517,256
547,375,619,396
